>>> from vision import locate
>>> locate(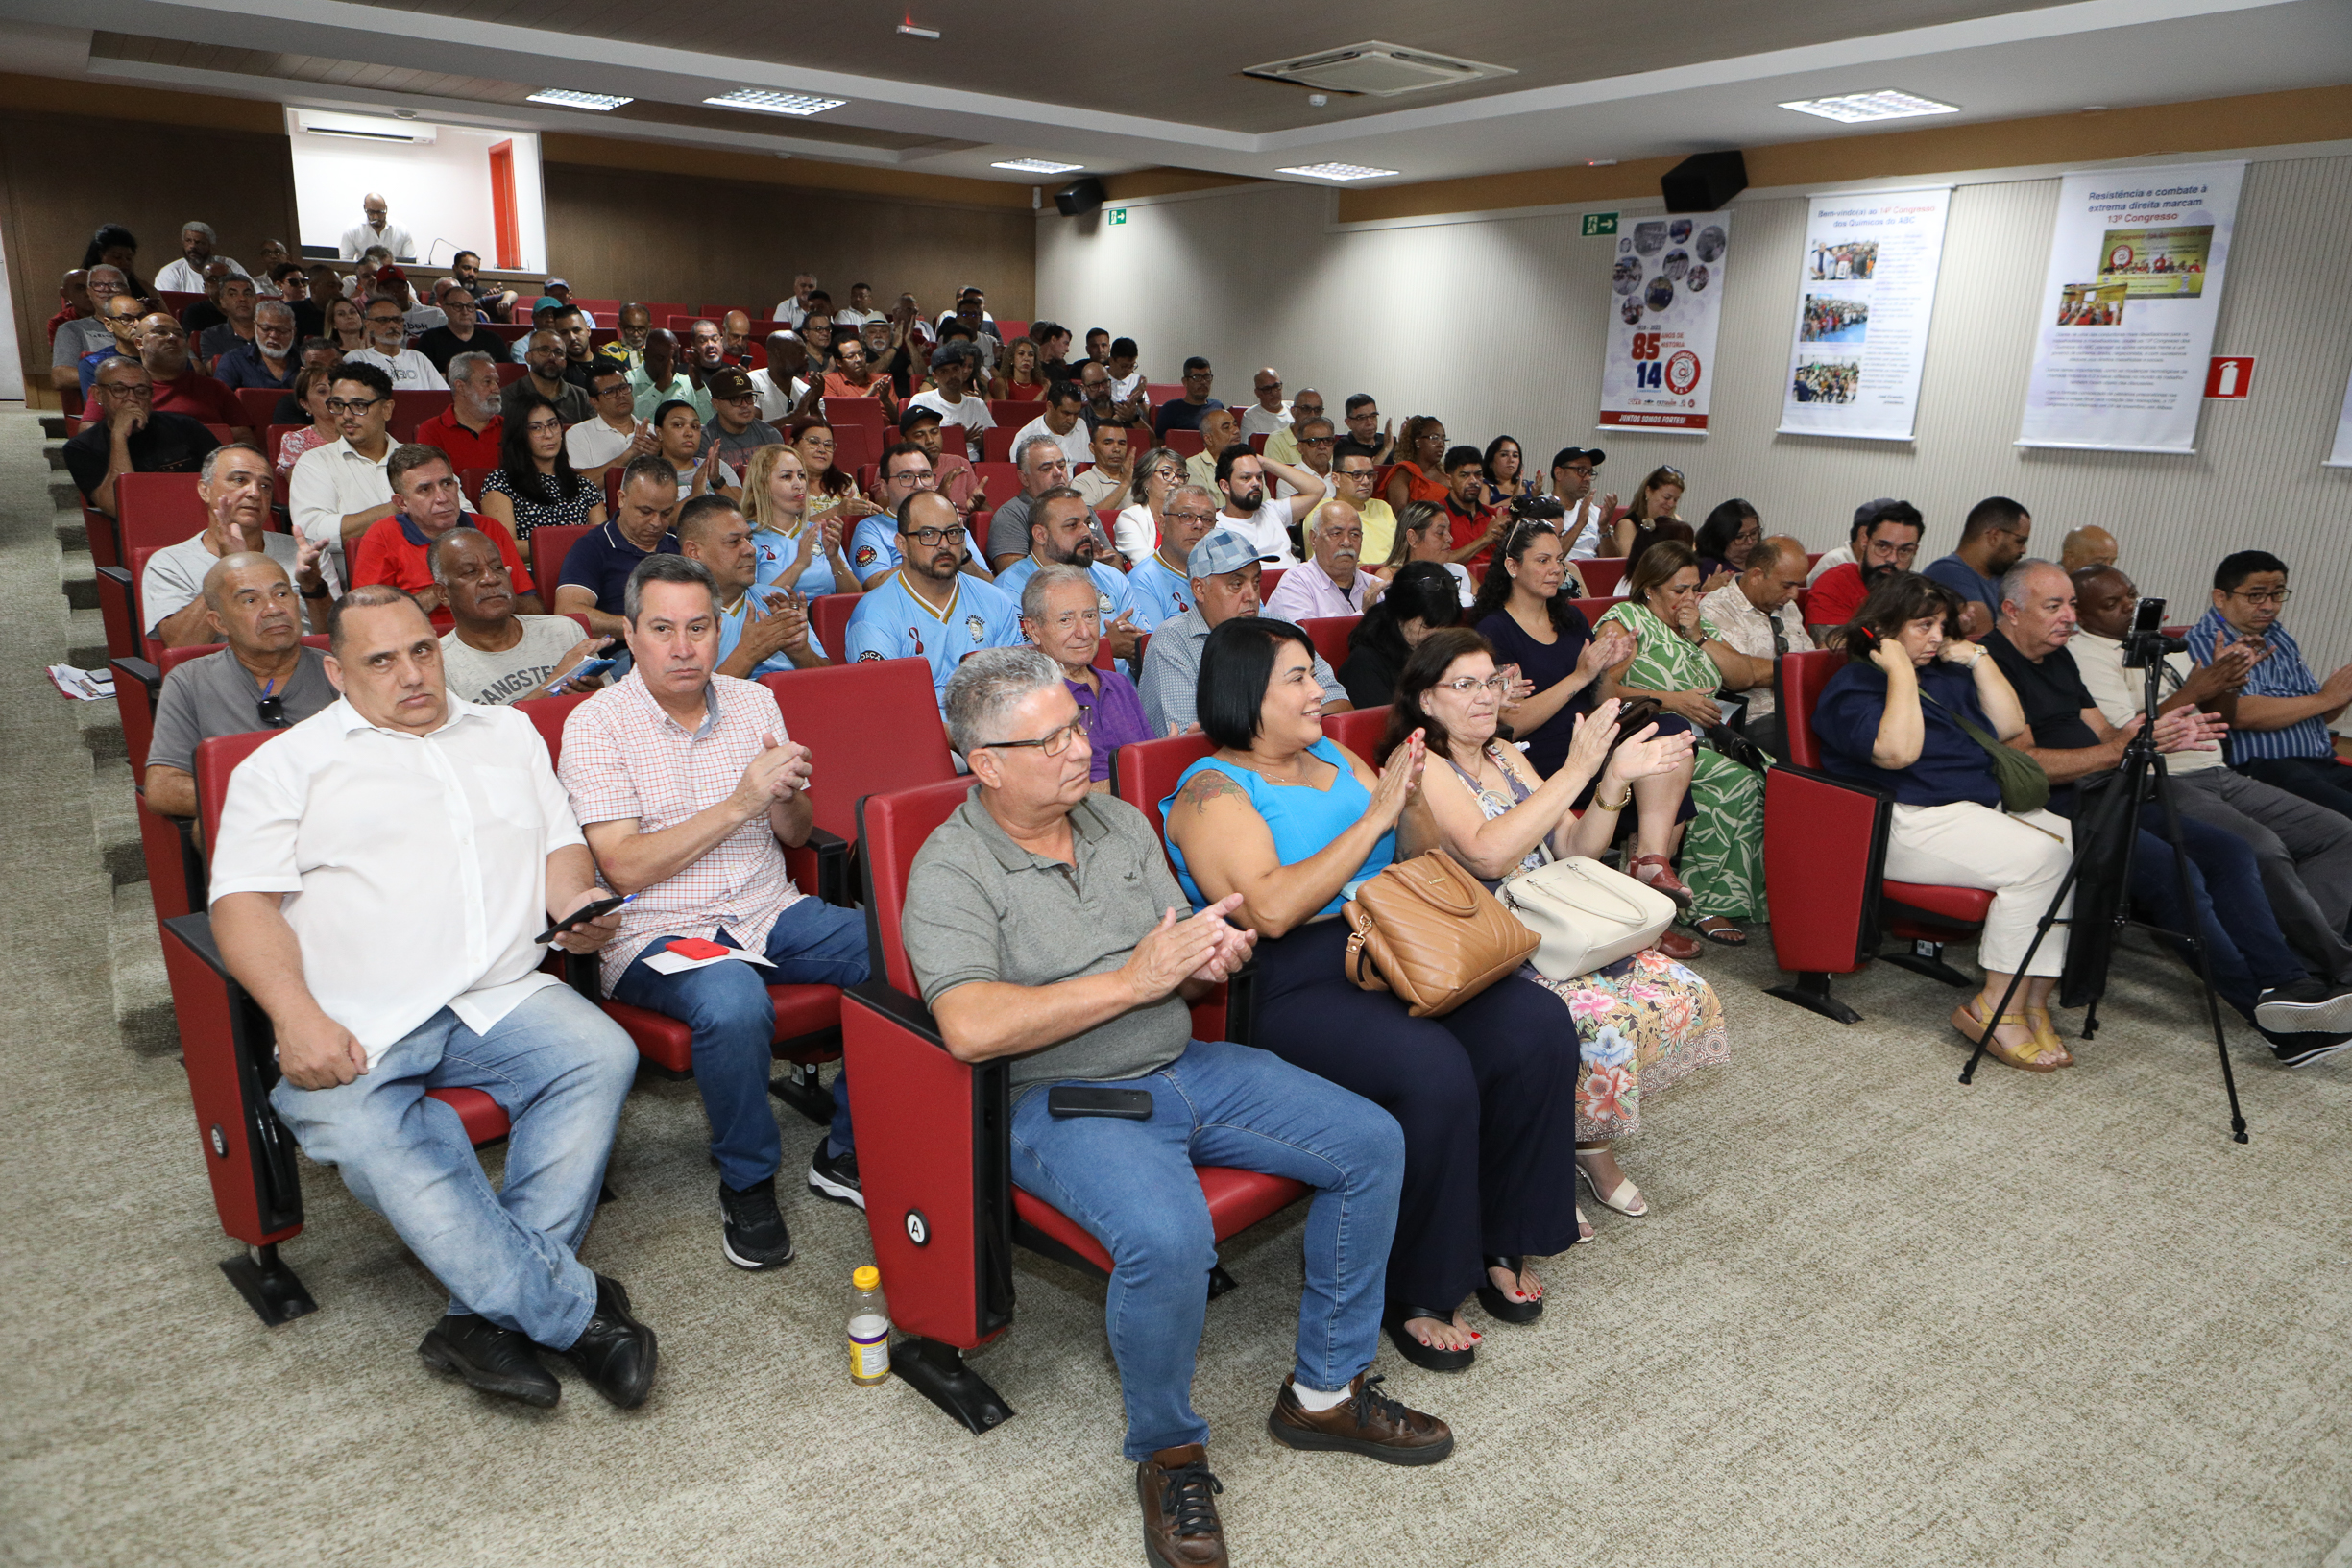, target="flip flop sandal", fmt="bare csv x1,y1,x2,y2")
1476,1255,1542,1324
1952,995,2062,1073
1688,916,1747,947
1383,1303,1477,1371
